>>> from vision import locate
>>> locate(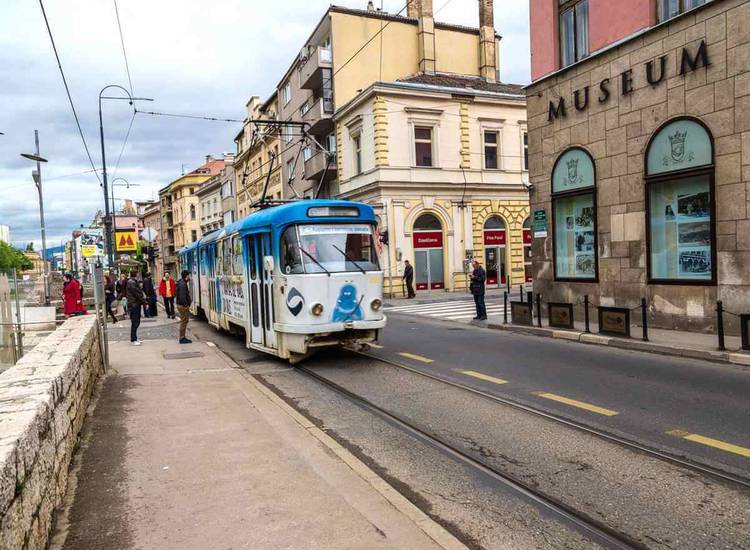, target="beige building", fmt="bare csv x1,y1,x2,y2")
336,74,529,295
235,95,282,218
197,174,223,235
